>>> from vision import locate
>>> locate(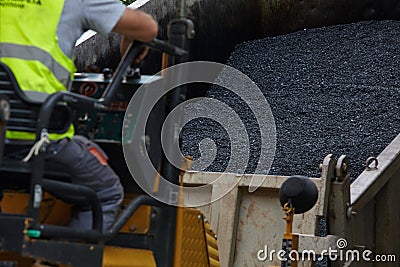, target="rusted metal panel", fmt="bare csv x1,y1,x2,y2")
297,234,339,255
373,175,400,267
184,172,325,267
347,133,400,267
328,178,352,243
211,184,240,267
233,188,283,266
350,200,375,267
231,188,319,267
351,133,400,211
